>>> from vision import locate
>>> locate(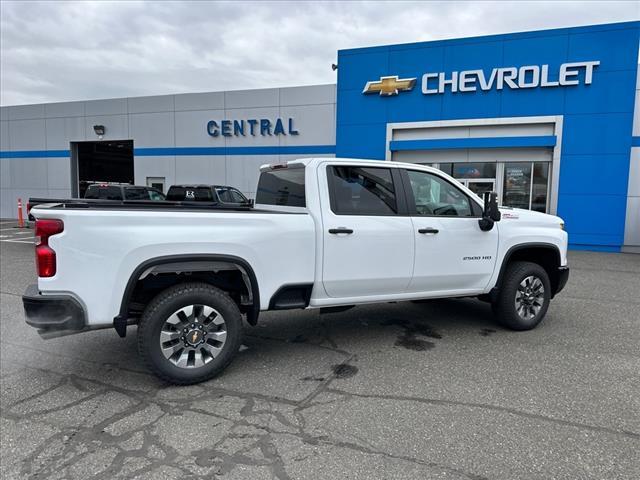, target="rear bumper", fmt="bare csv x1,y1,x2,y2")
554,266,570,297
23,284,87,335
